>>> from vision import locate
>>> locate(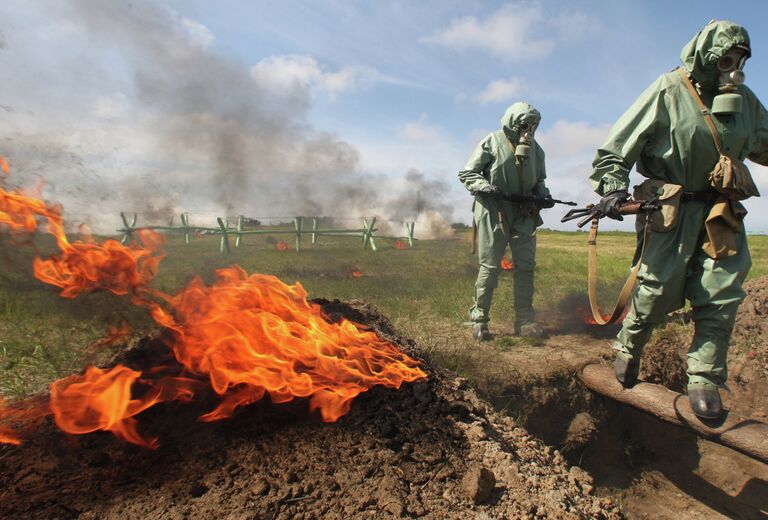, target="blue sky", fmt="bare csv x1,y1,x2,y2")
1,0,767,233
